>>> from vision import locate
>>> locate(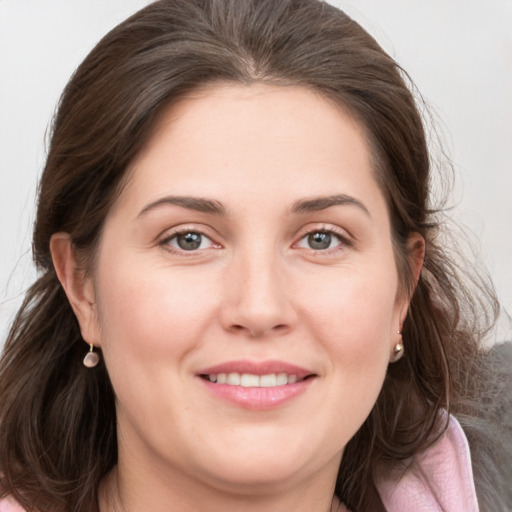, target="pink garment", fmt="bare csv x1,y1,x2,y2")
0,415,478,512
0,496,24,512
375,414,479,512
